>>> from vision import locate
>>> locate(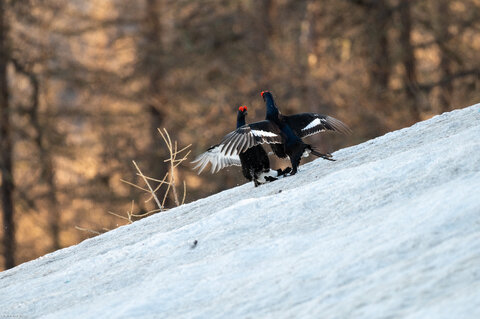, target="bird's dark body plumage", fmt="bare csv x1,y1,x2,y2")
192,106,289,186
261,91,351,174
236,107,276,186
239,144,273,186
